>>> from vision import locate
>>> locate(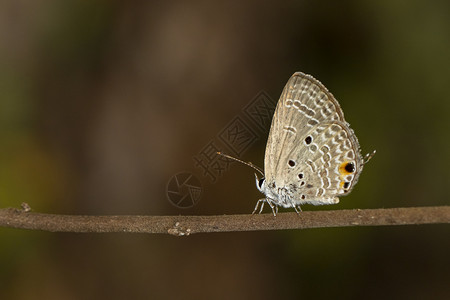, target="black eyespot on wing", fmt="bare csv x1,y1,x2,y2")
298,173,303,179
343,182,350,189
301,195,306,200
258,178,265,188
345,162,355,173
305,136,312,145
288,160,296,167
